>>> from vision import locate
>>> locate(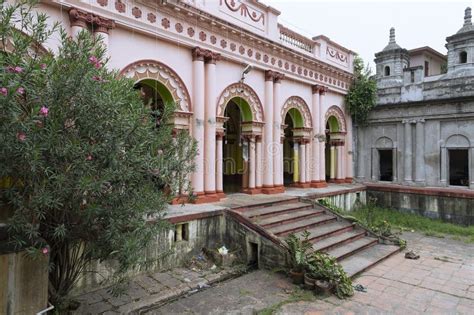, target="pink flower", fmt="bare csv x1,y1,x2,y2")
39,106,49,117
92,76,104,82
0,87,7,96
86,155,93,161
41,247,49,255
14,66,23,73
16,132,26,141
89,56,101,69
6,66,23,73
40,63,47,70
16,87,25,95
